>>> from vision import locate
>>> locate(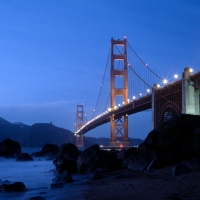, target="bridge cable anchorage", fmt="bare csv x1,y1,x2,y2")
90,47,111,120
127,40,162,80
